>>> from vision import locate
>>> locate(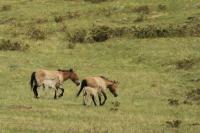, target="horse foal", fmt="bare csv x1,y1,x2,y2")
83,86,102,106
